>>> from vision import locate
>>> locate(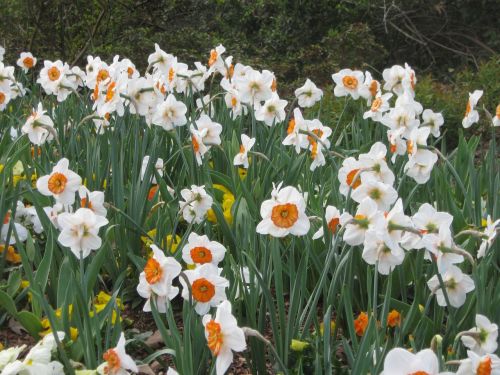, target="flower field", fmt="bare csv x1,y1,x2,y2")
0,43,499,374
